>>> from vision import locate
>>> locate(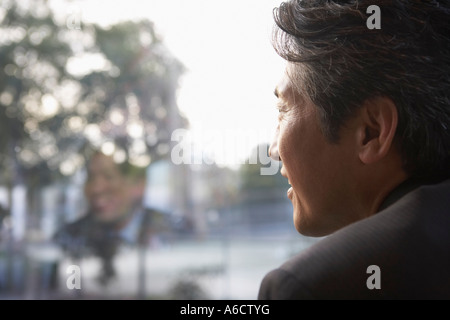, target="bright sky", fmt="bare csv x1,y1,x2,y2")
57,0,286,167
